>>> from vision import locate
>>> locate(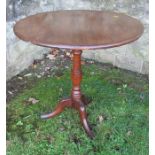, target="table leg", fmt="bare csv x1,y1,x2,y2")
40,99,72,119
81,94,92,105
41,50,94,138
